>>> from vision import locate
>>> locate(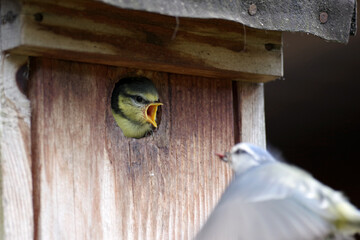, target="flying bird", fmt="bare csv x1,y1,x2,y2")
111,77,162,138
196,143,360,240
